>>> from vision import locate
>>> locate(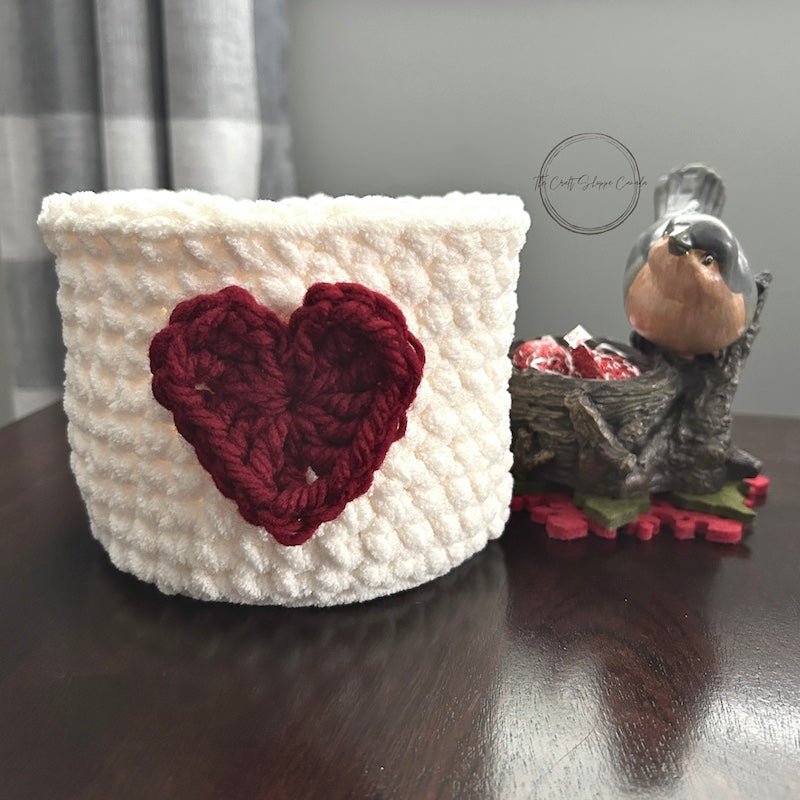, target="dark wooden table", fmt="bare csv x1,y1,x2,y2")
1,405,799,799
